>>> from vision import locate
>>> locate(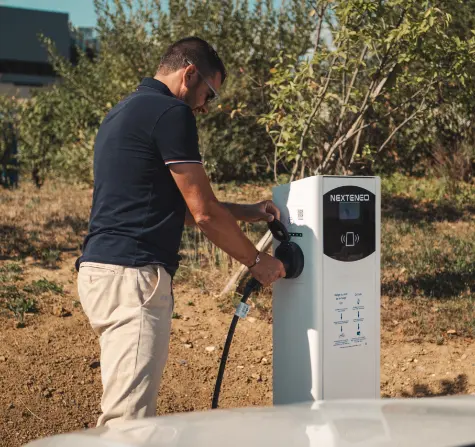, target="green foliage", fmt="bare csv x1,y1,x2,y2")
259,0,475,179
0,96,21,187
0,263,23,283
23,278,63,295
14,0,314,184
4,0,474,184
383,222,474,284
381,172,475,209
38,248,61,268
0,285,37,328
